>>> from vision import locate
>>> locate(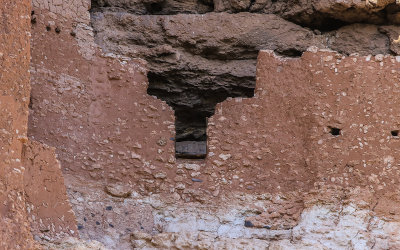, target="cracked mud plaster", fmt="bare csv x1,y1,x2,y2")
33,0,91,22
